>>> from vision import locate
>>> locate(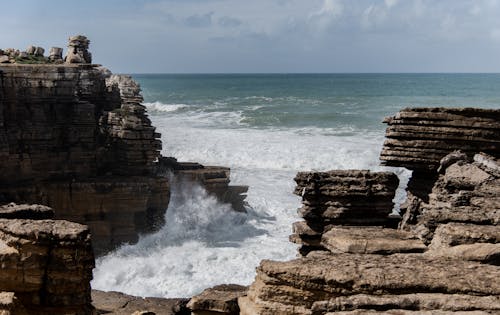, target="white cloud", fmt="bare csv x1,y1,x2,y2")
384,0,398,9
